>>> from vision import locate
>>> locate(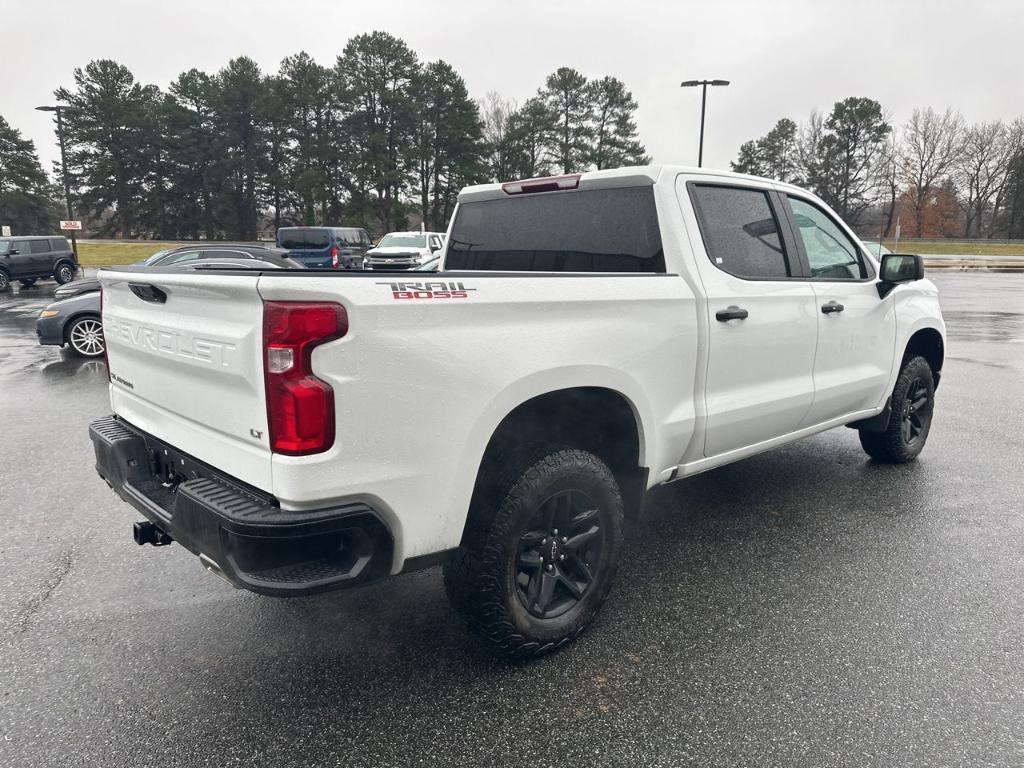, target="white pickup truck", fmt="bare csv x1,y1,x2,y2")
90,166,945,658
